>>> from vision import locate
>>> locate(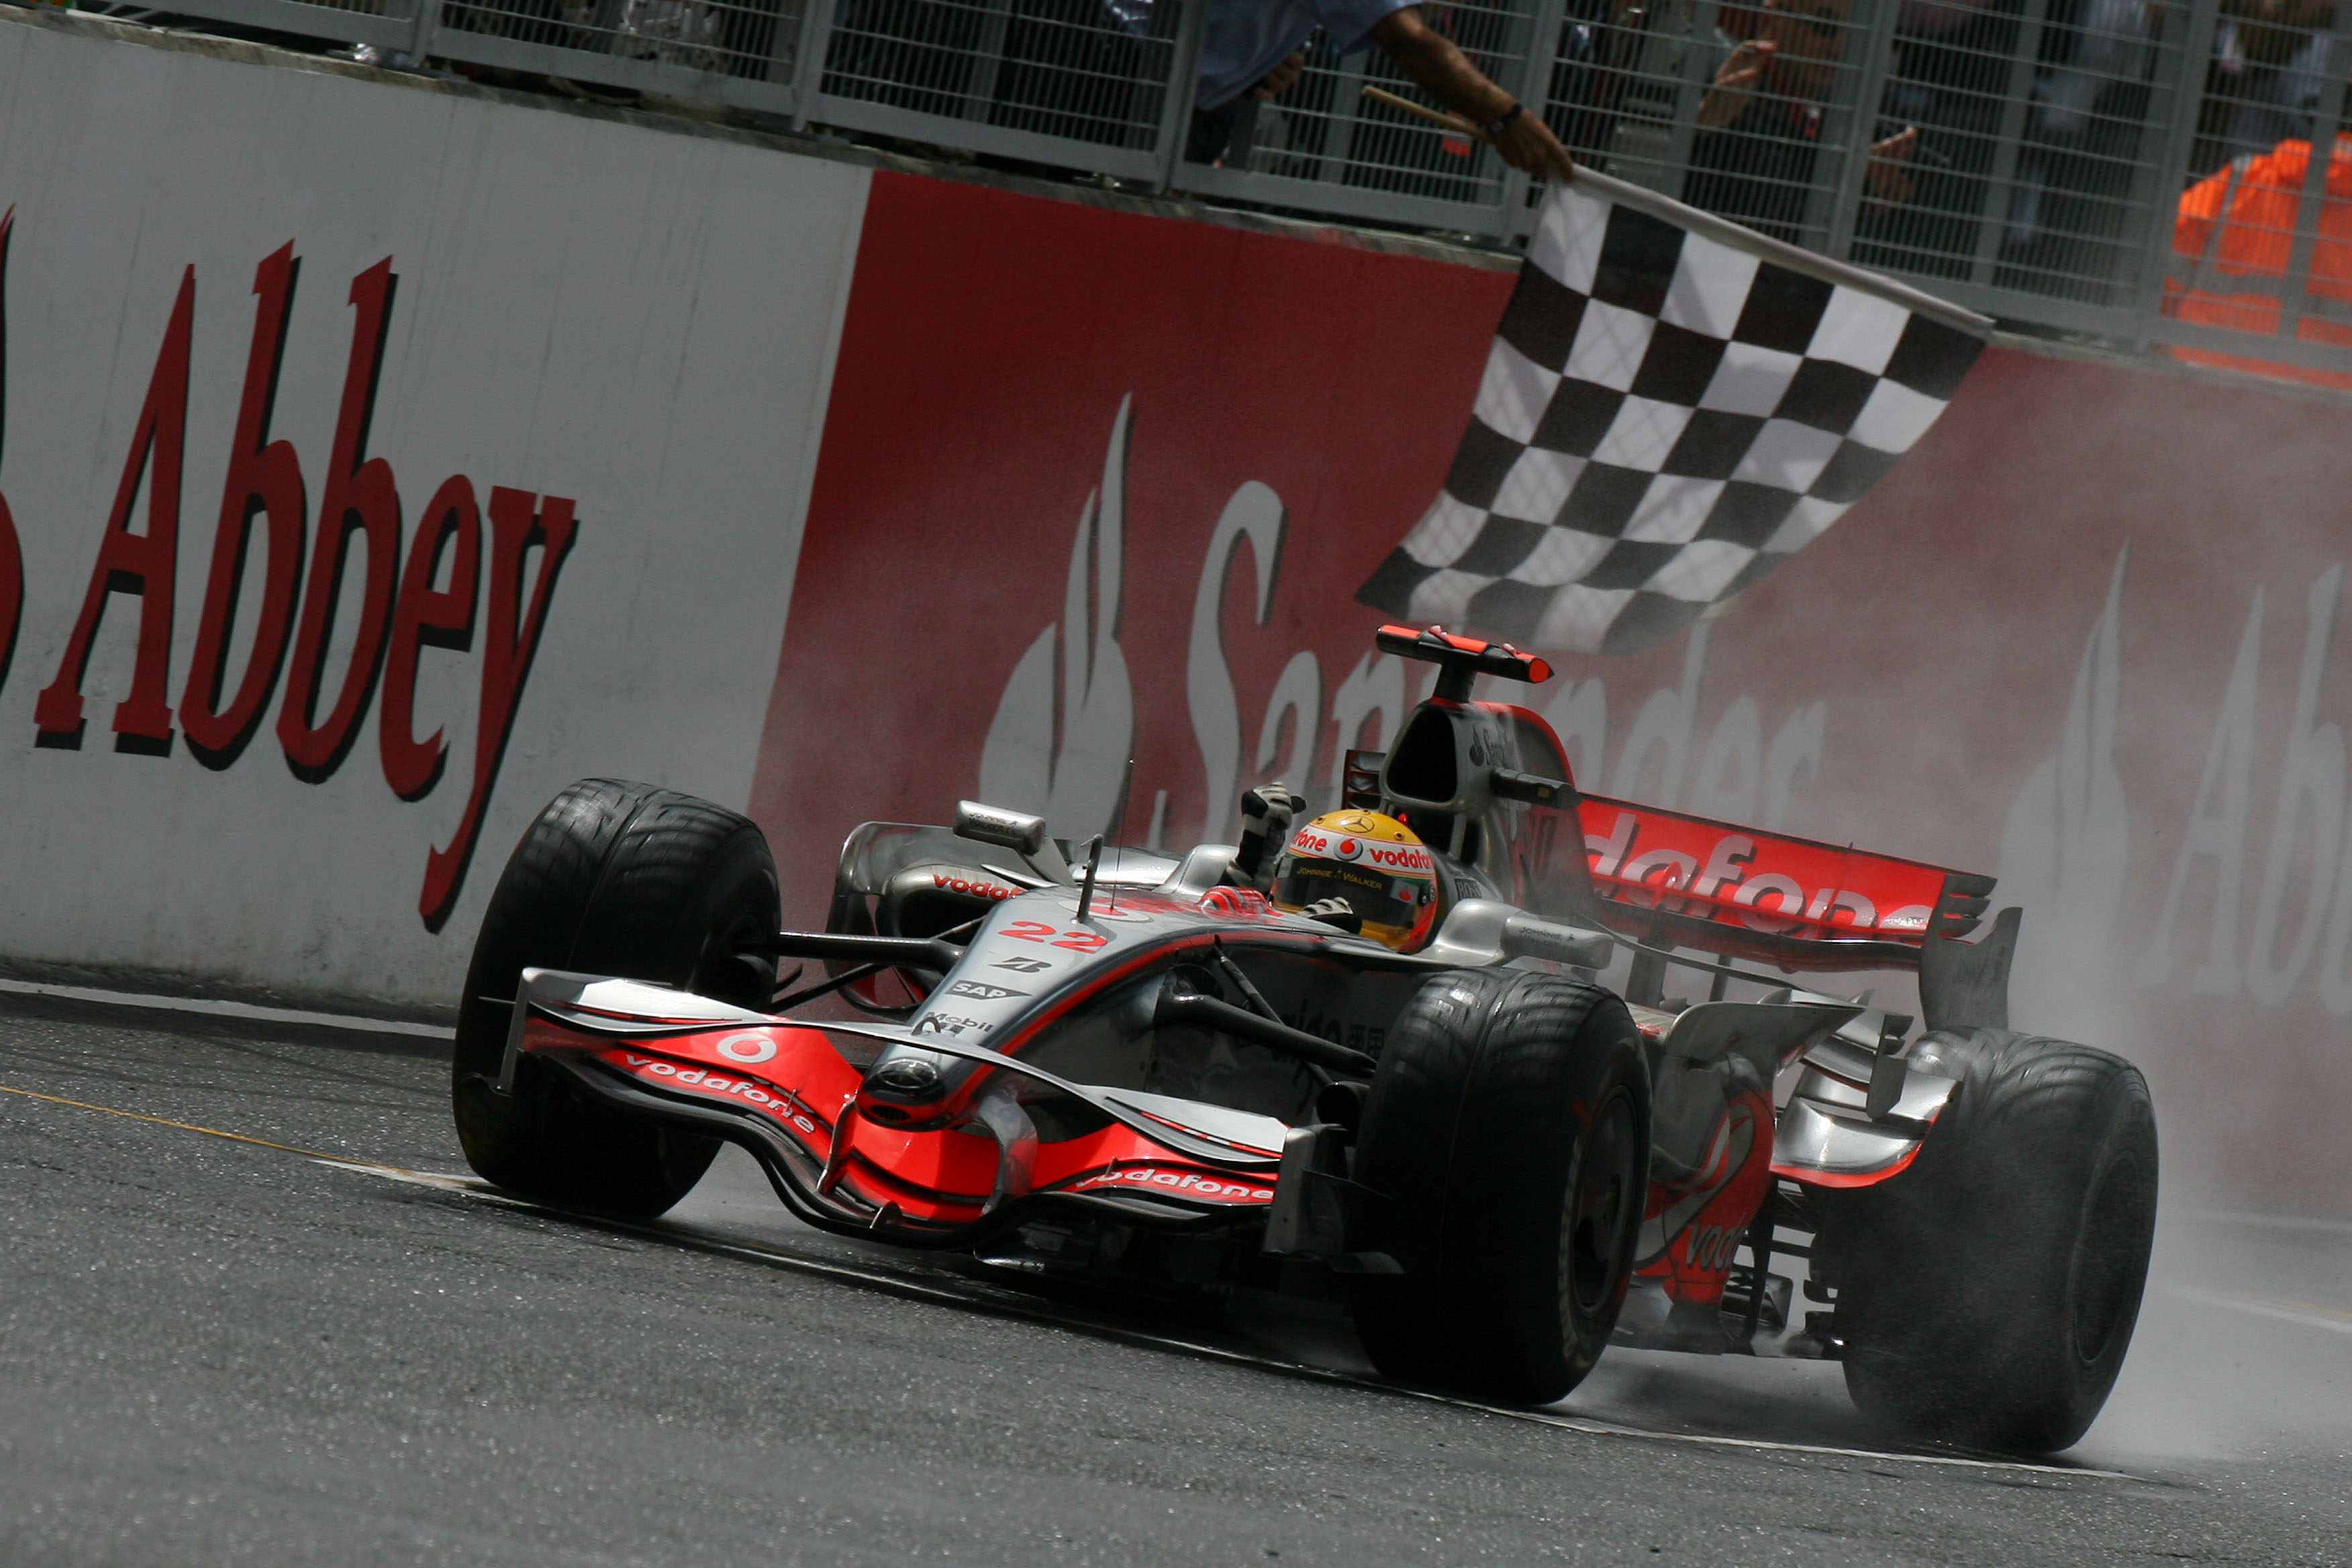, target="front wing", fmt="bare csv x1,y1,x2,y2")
503,969,1285,1247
